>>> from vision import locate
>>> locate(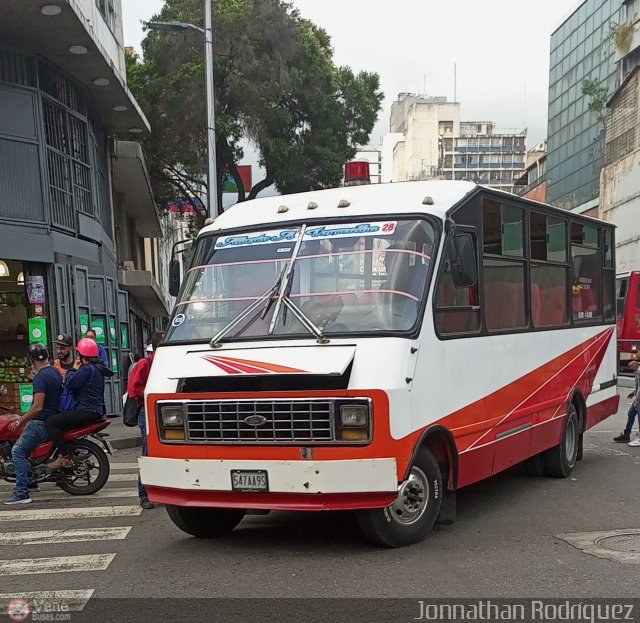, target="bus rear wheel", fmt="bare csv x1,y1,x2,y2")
166,505,246,538
356,447,442,548
543,404,580,478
